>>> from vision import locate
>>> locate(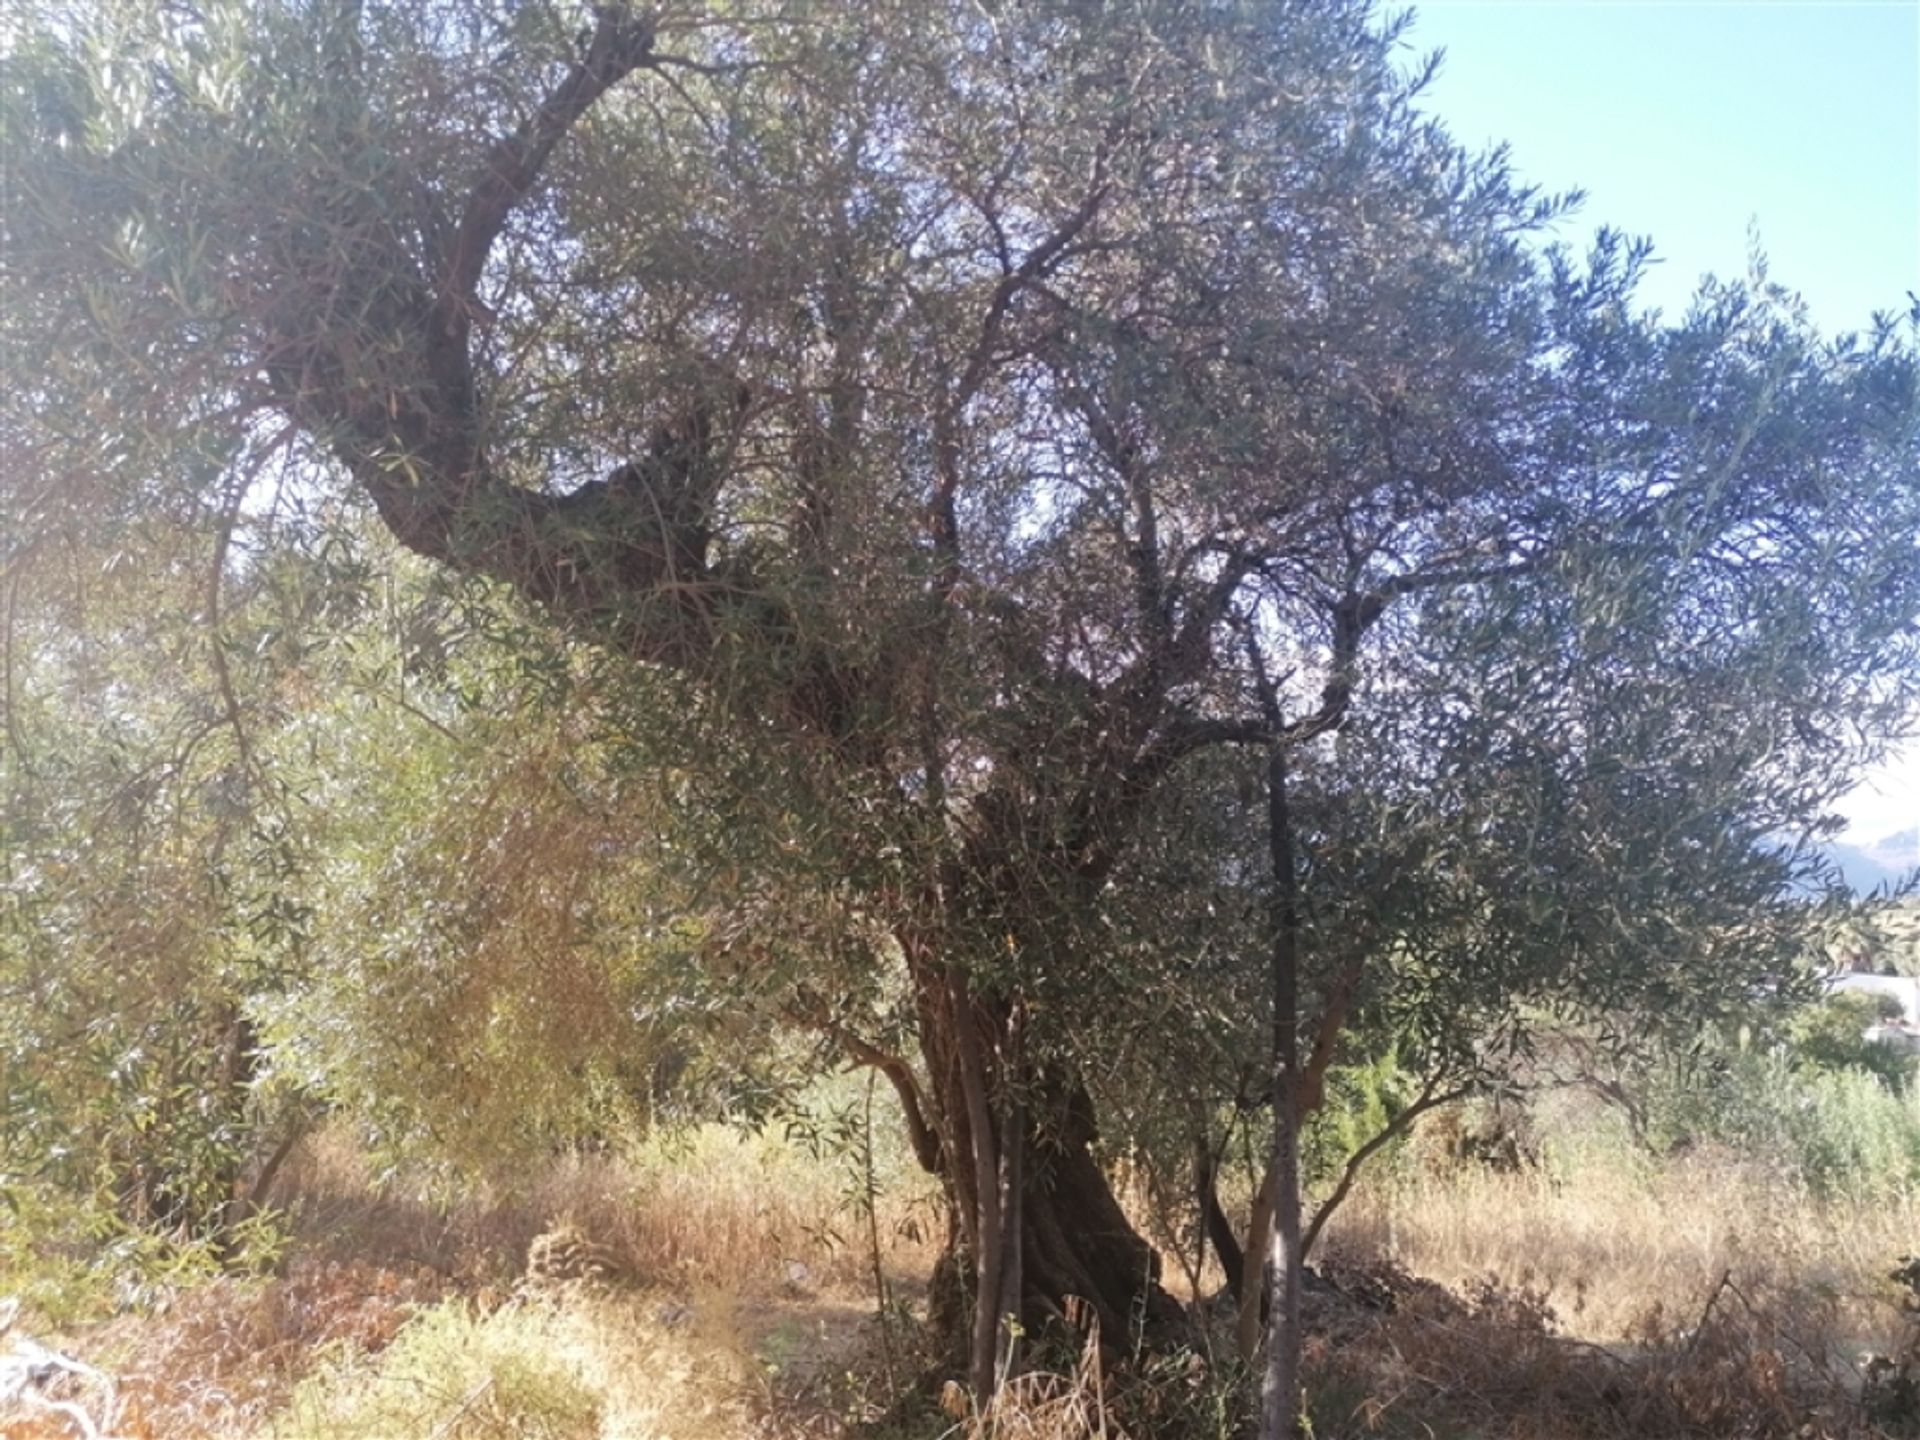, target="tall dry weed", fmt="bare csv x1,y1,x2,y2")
274,1124,942,1297
1325,1147,1917,1351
